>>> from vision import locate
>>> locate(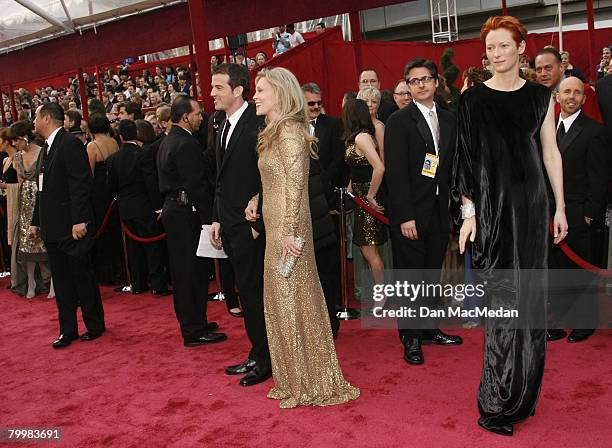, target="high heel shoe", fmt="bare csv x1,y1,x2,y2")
530,409,535,417
478,418,513,436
